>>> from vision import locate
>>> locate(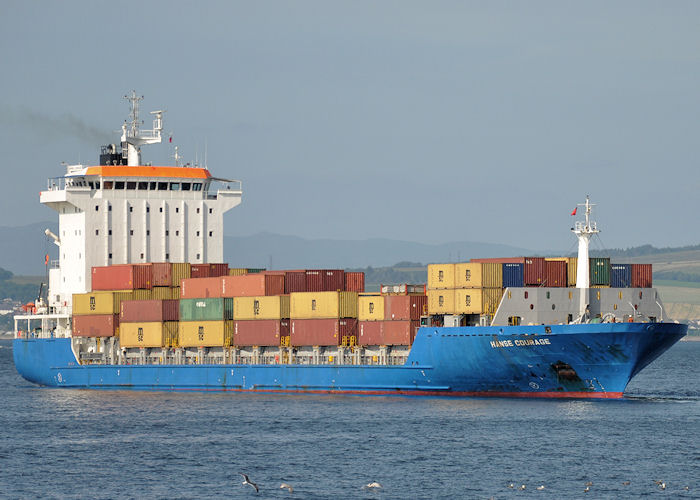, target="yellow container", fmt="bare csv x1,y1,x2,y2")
178,320,234,347
290,291,358,319
568,257,578,287
427,263,456,289
233,295,290,320
119,321,178,348
454,288,504,315
171,287,181,300
358,294,385,321
546,257,569,262
228,268,248,276
151,286,174,300
427,289,455,315
73,291,133,315
132,289,152,301
172,263,191,287
454,263,503,289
